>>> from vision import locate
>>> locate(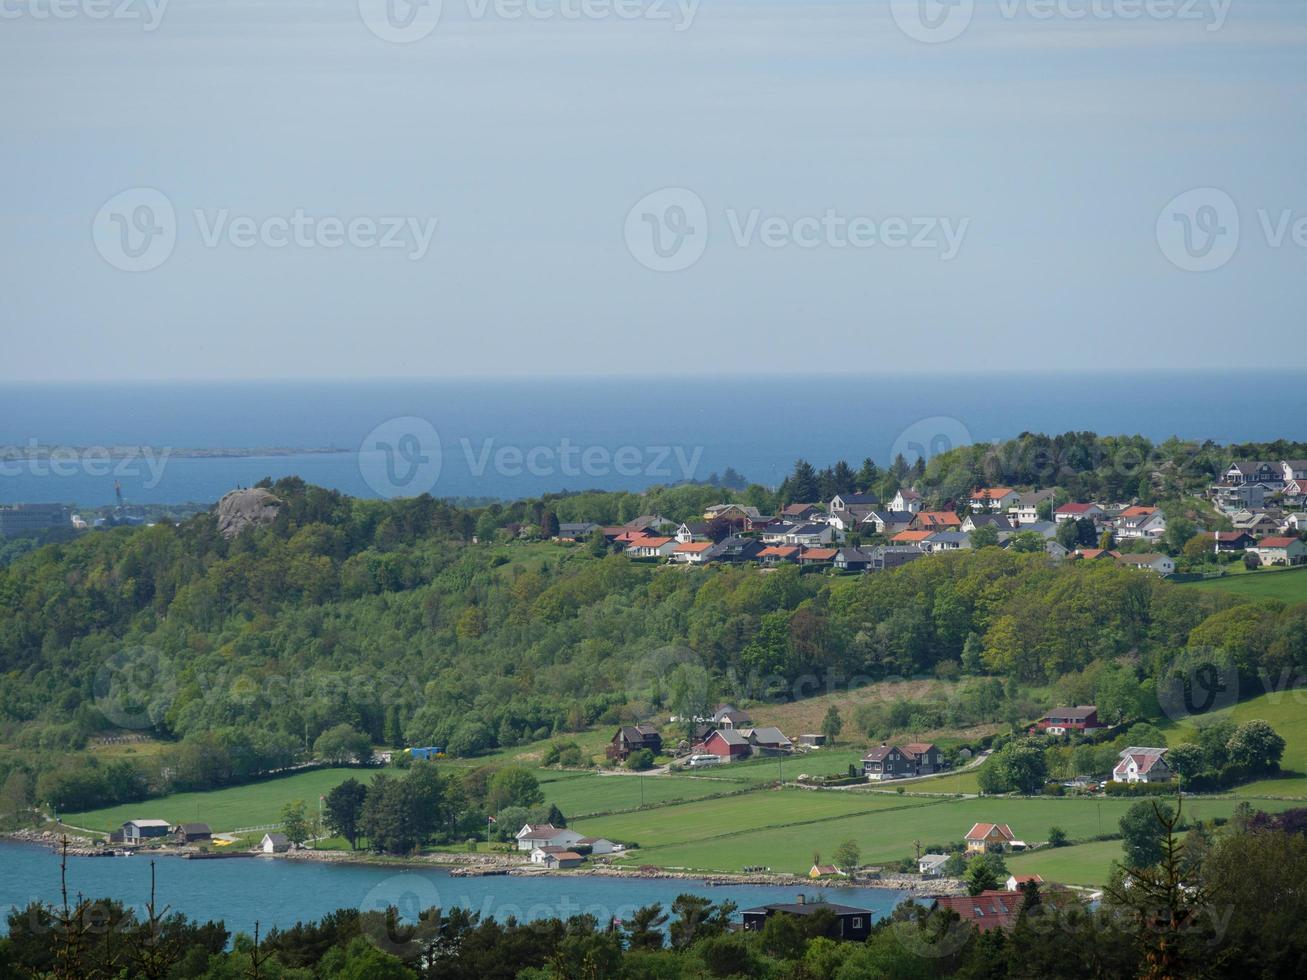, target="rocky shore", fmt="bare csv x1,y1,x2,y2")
275,846,963,894
5,830,963,896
